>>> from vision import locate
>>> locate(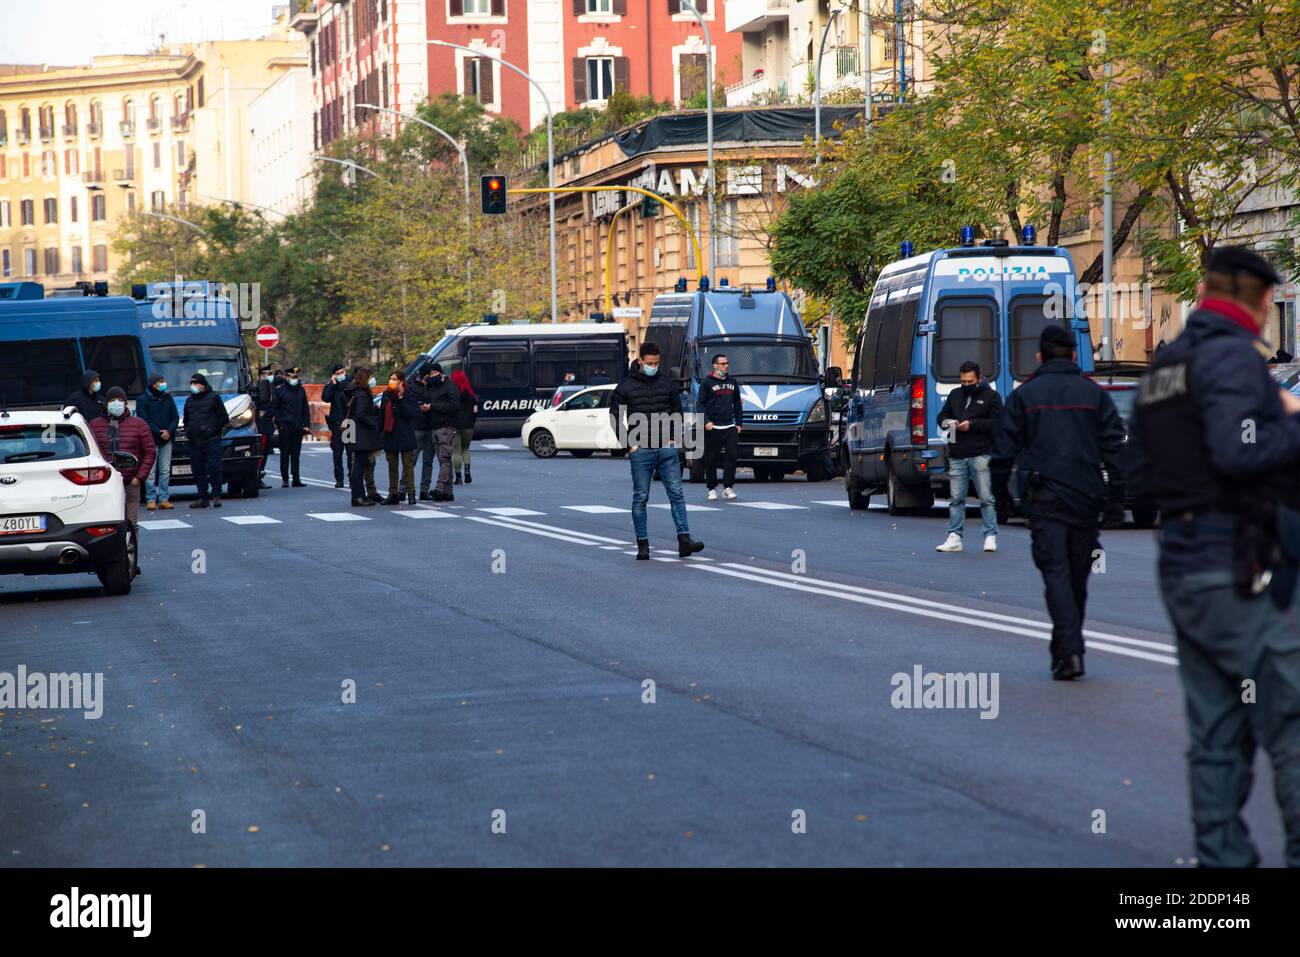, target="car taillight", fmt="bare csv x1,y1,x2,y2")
85,526,118,537
60,466,112,485
909,376,926,443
